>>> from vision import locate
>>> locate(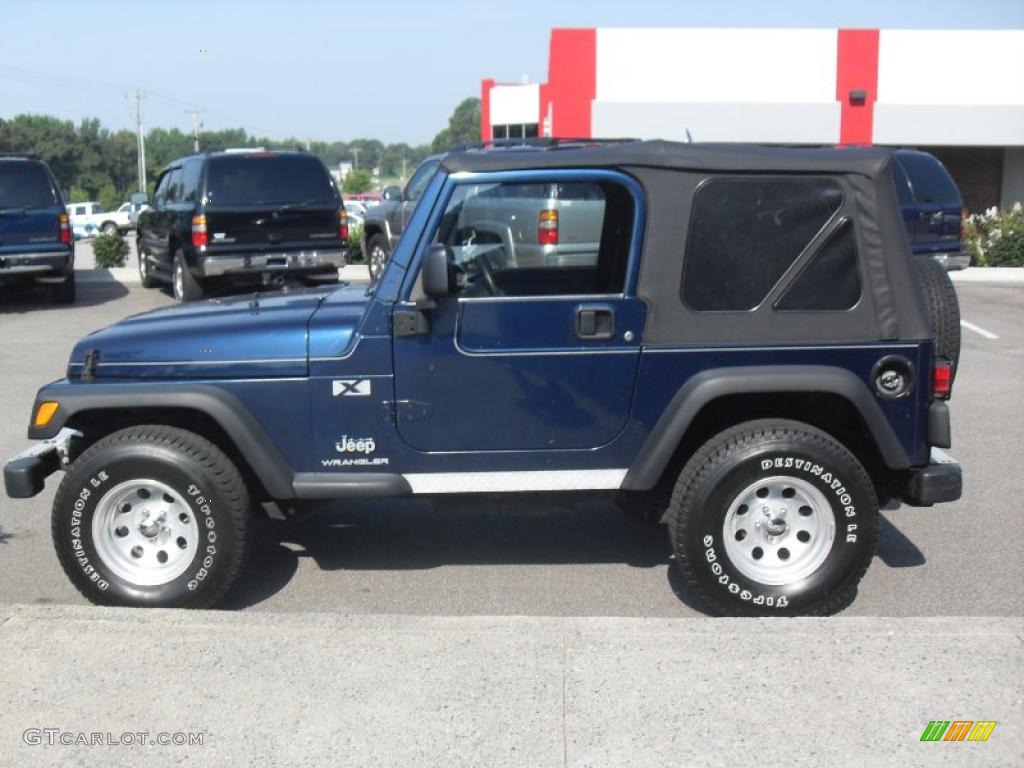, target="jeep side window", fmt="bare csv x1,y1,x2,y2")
681,177,843,311
775,219,862,311
430,179,632,298
405,159,439,203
